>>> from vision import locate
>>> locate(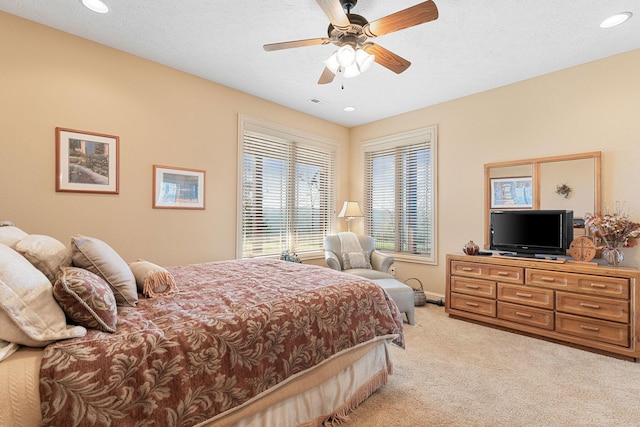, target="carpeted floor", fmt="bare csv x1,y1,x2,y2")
344,304,640,426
